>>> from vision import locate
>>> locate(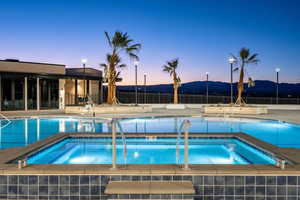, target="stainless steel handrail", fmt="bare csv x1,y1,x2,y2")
176,119,192,169
110,119,127,169
0,113,11,129
116,120,127,159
